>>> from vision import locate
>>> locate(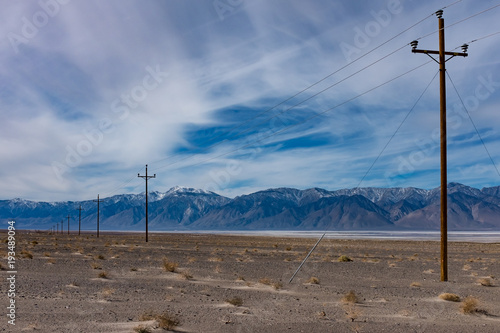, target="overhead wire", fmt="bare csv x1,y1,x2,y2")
149,10,439,174
289,68,438,283
446,71,500,178
96,2,499,197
